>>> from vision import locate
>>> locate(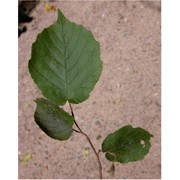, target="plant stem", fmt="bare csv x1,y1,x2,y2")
69,102,103,179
